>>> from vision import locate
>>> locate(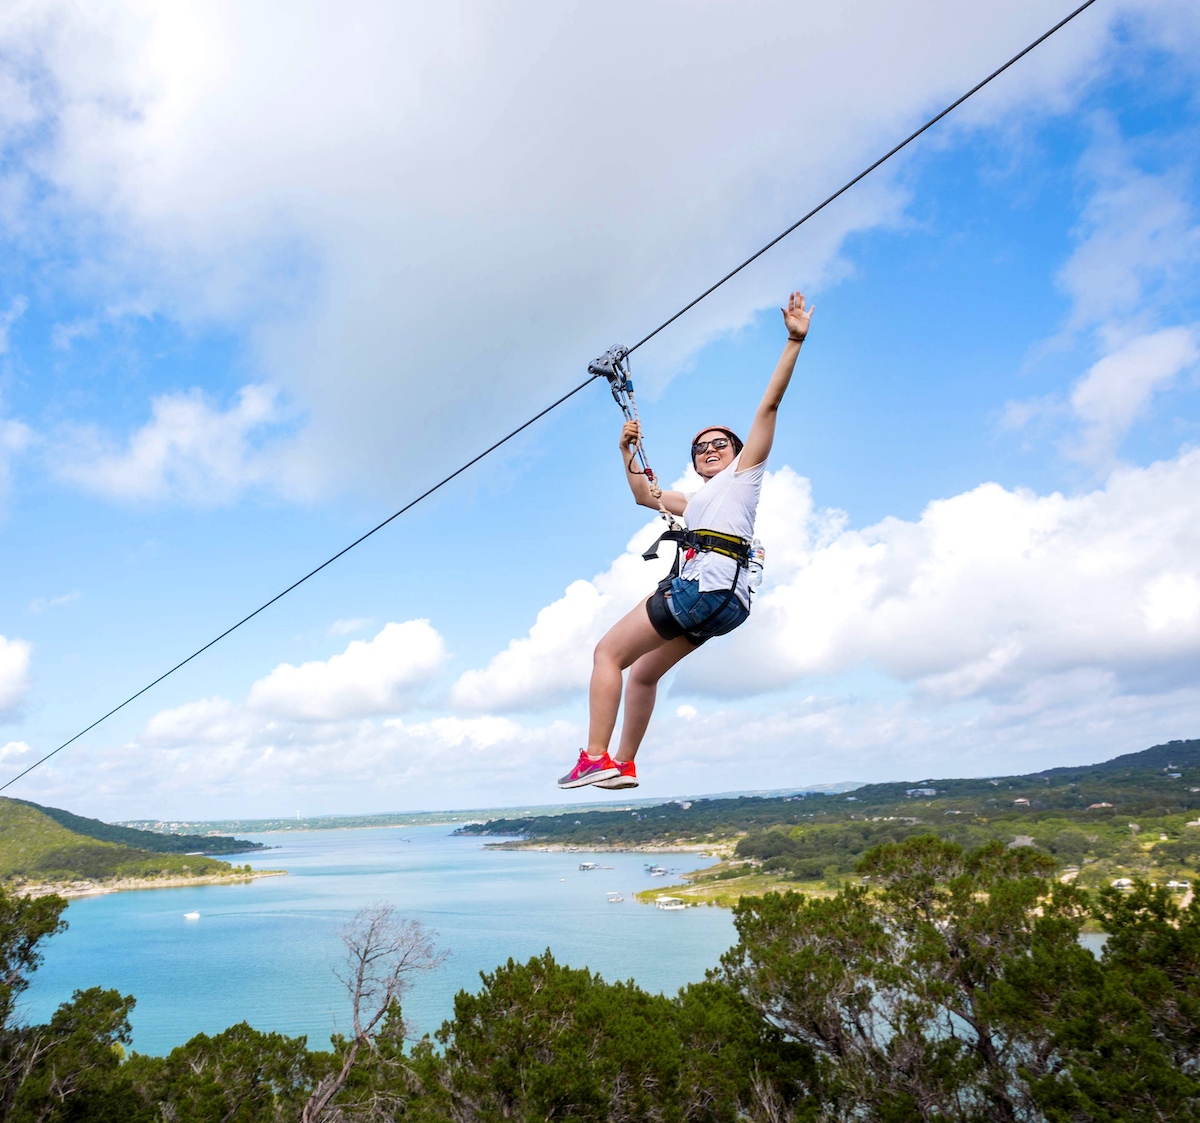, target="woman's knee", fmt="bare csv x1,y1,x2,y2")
628,661,664,690
593,638,623,671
